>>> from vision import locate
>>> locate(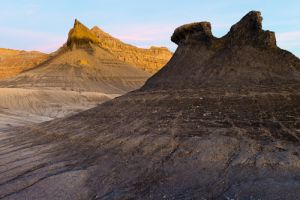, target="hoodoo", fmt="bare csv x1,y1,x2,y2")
0,11,300,200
